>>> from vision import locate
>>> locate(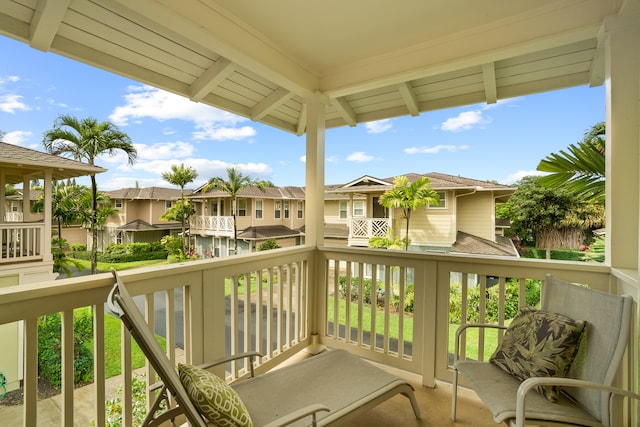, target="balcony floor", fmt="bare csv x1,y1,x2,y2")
0,349,497,426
